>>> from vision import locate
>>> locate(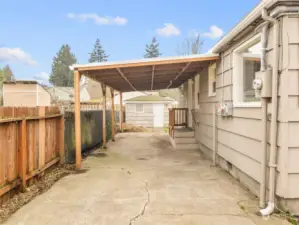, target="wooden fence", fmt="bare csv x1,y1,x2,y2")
0,107,64,202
